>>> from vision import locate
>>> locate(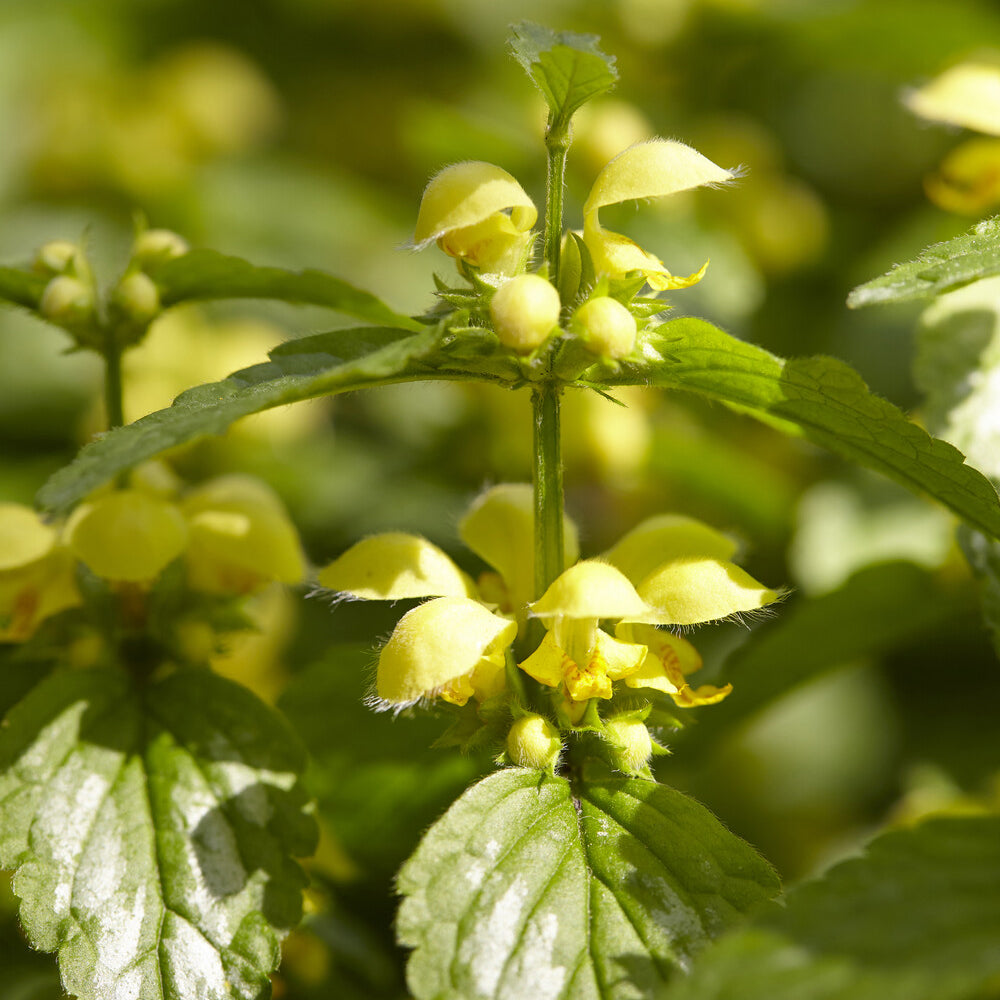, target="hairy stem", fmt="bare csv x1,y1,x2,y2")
542,128,569,288
532,383,564,599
